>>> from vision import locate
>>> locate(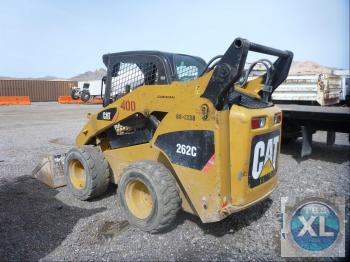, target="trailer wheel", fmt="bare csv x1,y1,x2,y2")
118,160,181,233
81,90,91,102
65,146,110,200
